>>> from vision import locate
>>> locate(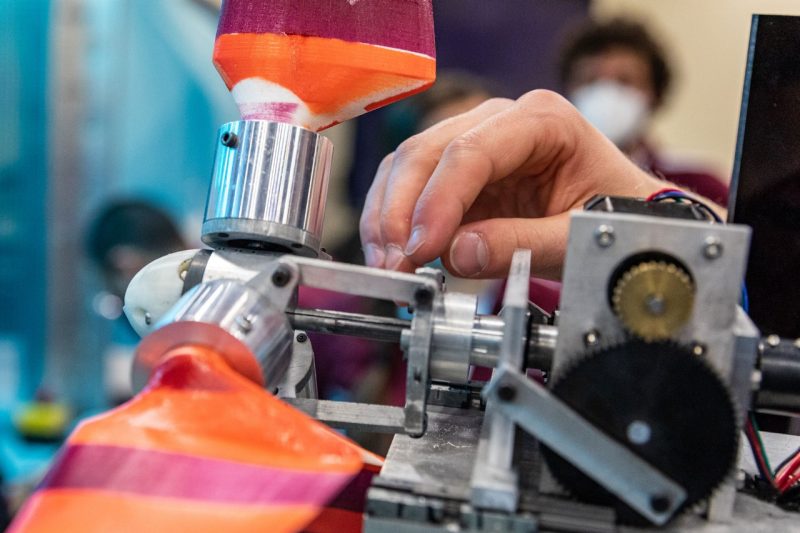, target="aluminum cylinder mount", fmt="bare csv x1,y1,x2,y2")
131,278,294,393
202,120,334,257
